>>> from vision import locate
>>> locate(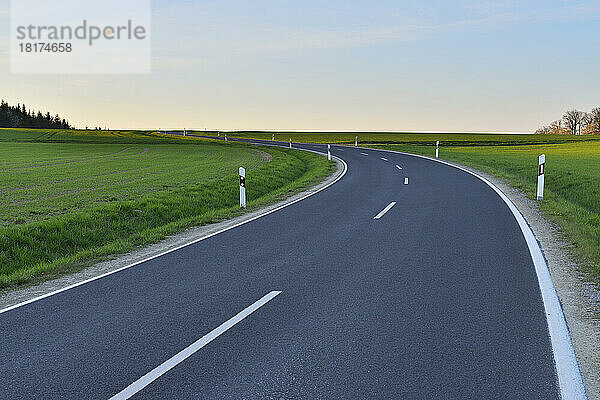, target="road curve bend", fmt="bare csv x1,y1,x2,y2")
0,138,583,399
